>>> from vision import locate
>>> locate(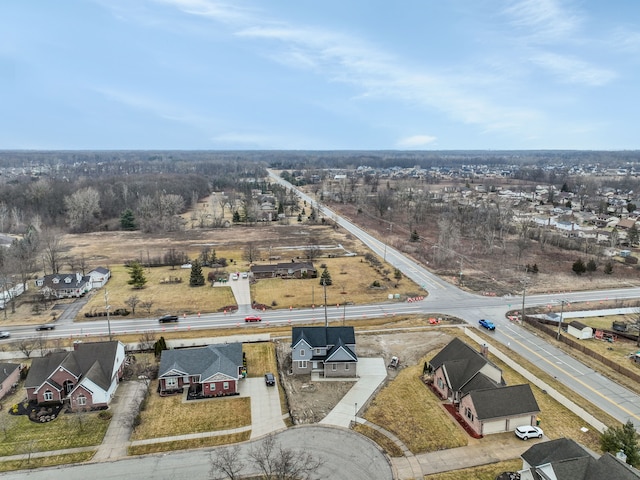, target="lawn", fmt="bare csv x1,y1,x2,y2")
0,403,109,456
424,459,522,480
243,342,277,378
128,432,250,456
0,451,95,472
77,264,237,320
250,256,423,310
363,355,468,454
131,381,251,440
